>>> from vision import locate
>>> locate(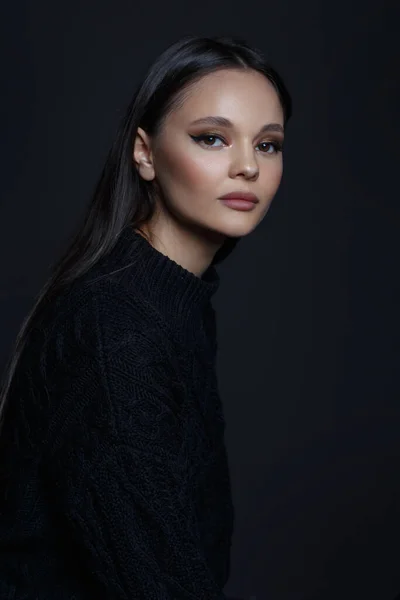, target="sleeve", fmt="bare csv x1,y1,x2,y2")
46,287,228,600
